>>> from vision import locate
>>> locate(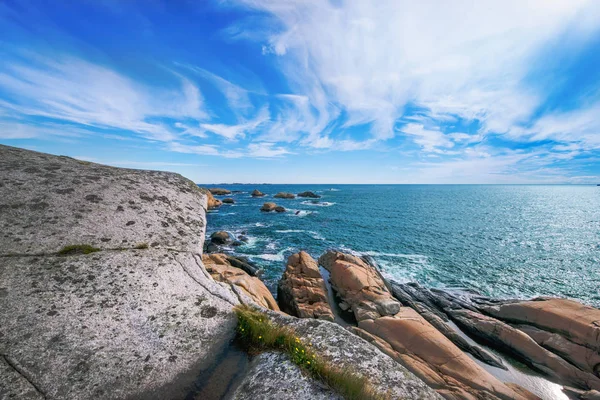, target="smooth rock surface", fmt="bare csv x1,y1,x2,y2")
278,251,334,321
209,188,231,196
297,191,320,198
274,192,295,199
260,202,277,212
0,145,240,400
251,189,265,197
232,353,341,400
203,253,279,311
